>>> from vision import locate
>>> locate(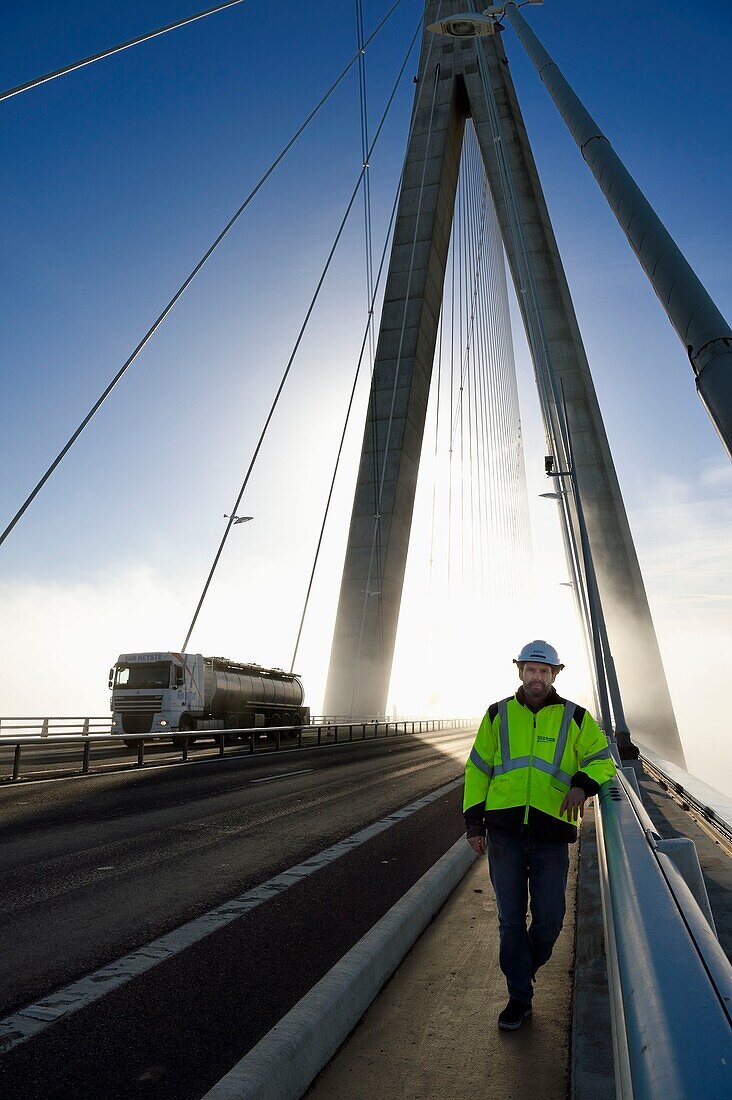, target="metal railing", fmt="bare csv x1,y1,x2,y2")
0,717,475,782
639,751,732,847
0,716,113,736
595,766,732,1099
